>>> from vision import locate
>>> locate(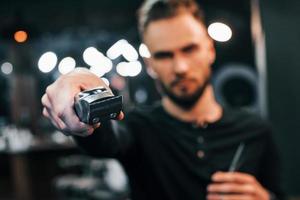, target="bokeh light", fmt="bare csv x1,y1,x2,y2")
1,62,13,75
58,57,76,74
139,43,151,58
208,22,232,42
38,51,58,73
14,30,28,43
